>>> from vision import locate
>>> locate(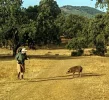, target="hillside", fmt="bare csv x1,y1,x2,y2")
61,5,105,18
